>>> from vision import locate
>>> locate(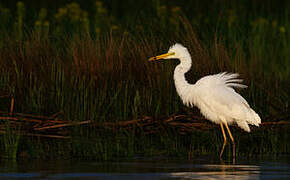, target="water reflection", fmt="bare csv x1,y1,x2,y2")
0,156,289,180
169,164,261,179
